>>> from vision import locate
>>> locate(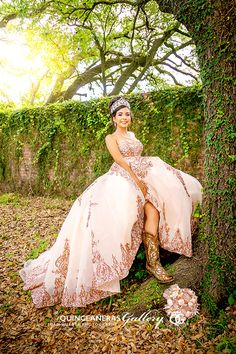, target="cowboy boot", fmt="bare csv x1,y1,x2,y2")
142,231,173,283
